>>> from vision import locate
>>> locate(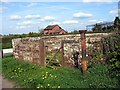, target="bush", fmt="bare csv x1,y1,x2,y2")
103,32,120,85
